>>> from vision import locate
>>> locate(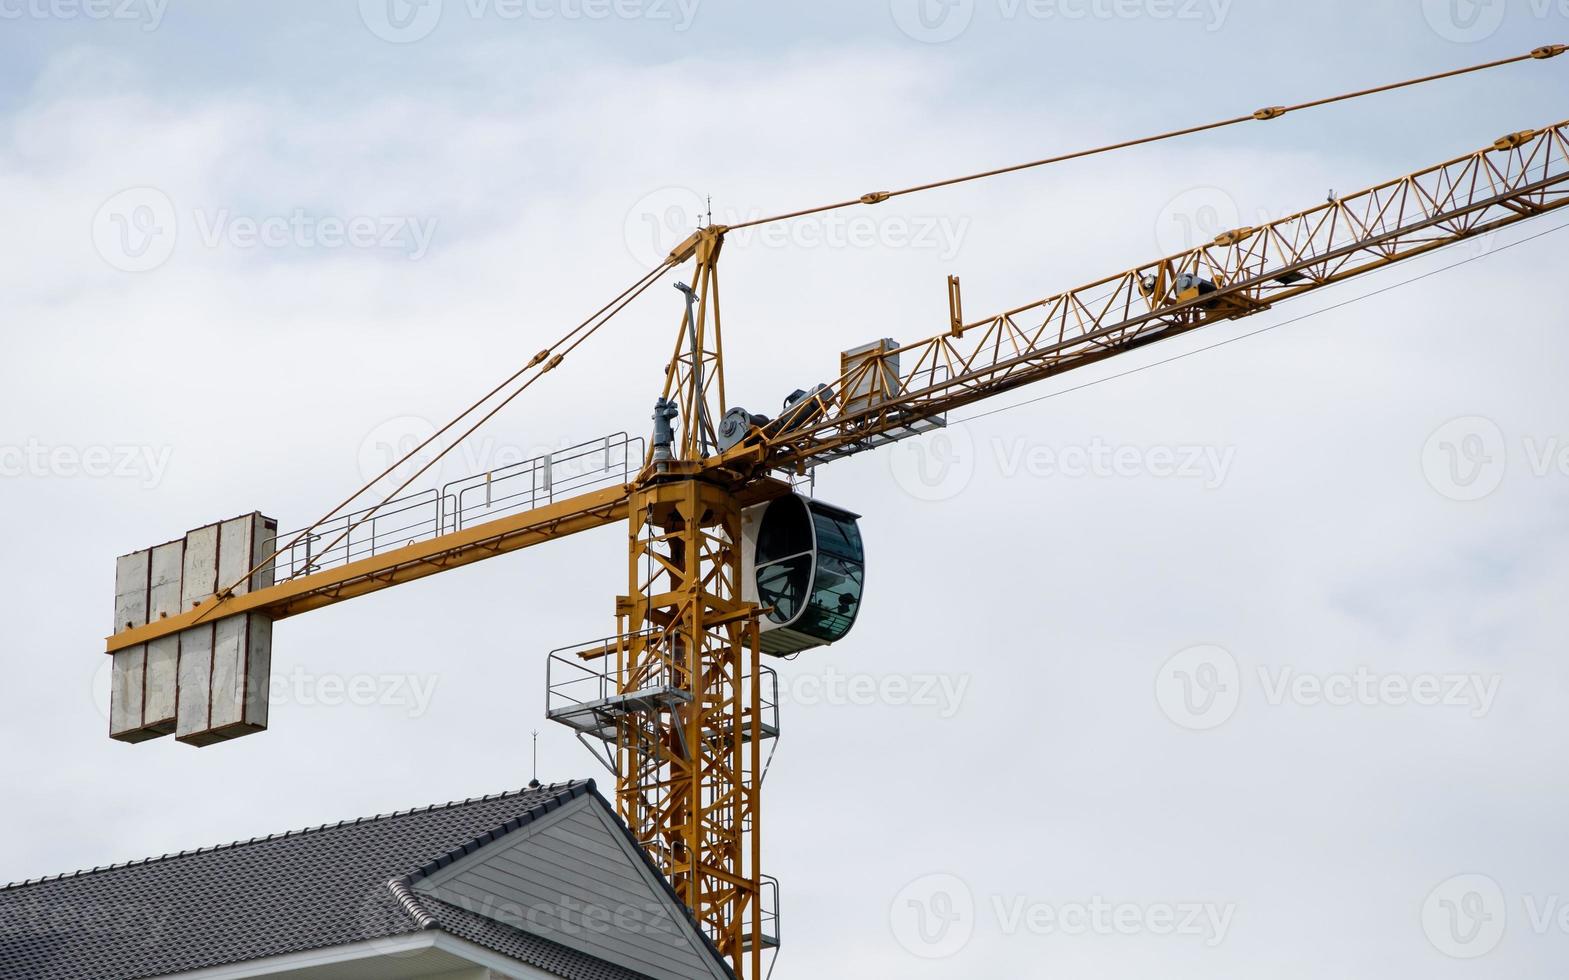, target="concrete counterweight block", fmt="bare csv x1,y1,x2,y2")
110,539,184,742
176,513,278,746
110,549,152,741
108,512,277,747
